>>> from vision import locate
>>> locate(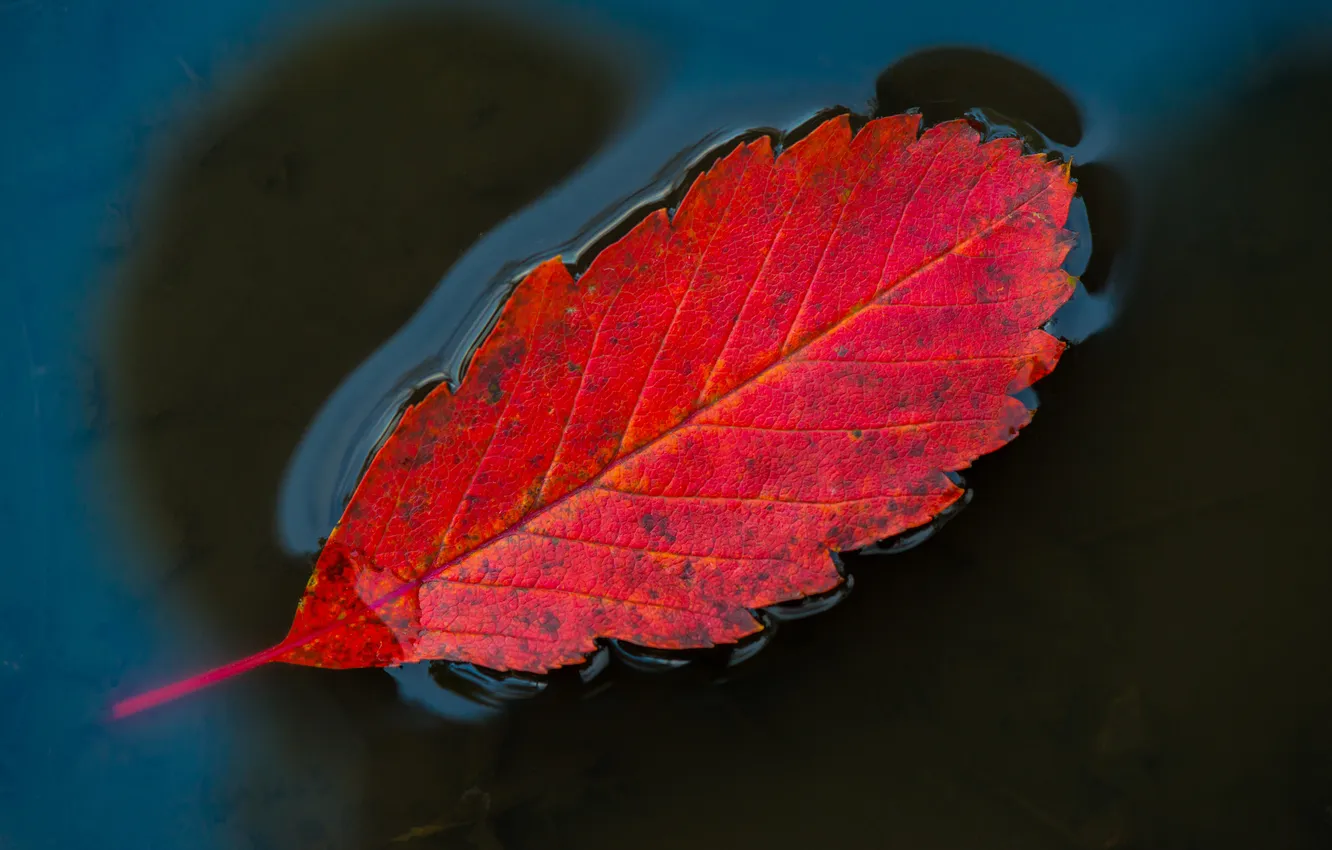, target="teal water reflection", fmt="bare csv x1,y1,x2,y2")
2,1,1330,847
